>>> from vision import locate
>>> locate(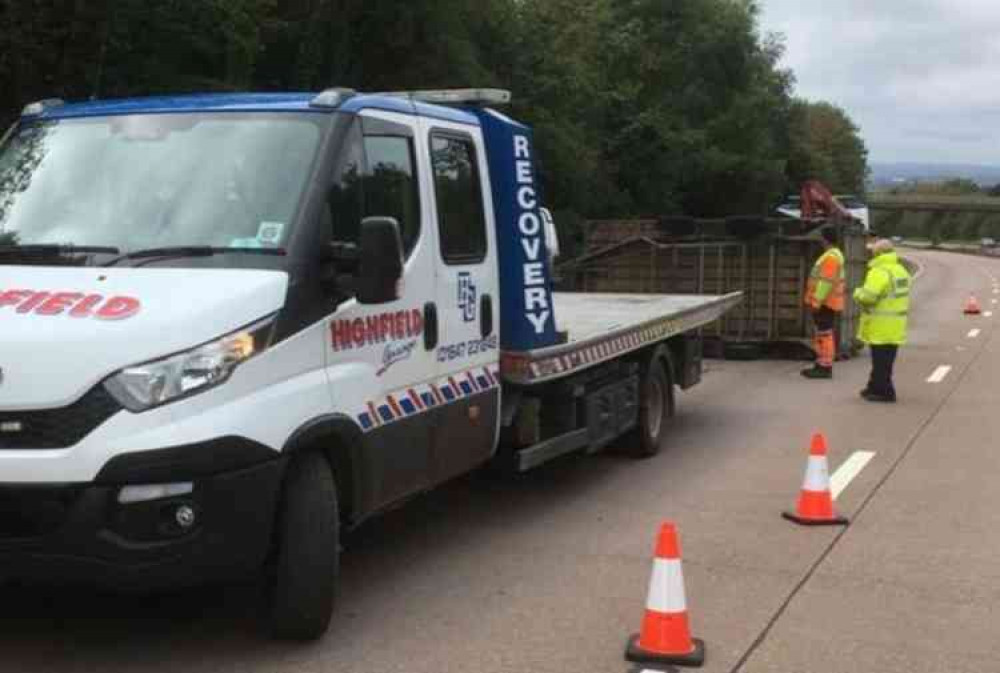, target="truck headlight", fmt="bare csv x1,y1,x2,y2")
104,316,276,412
